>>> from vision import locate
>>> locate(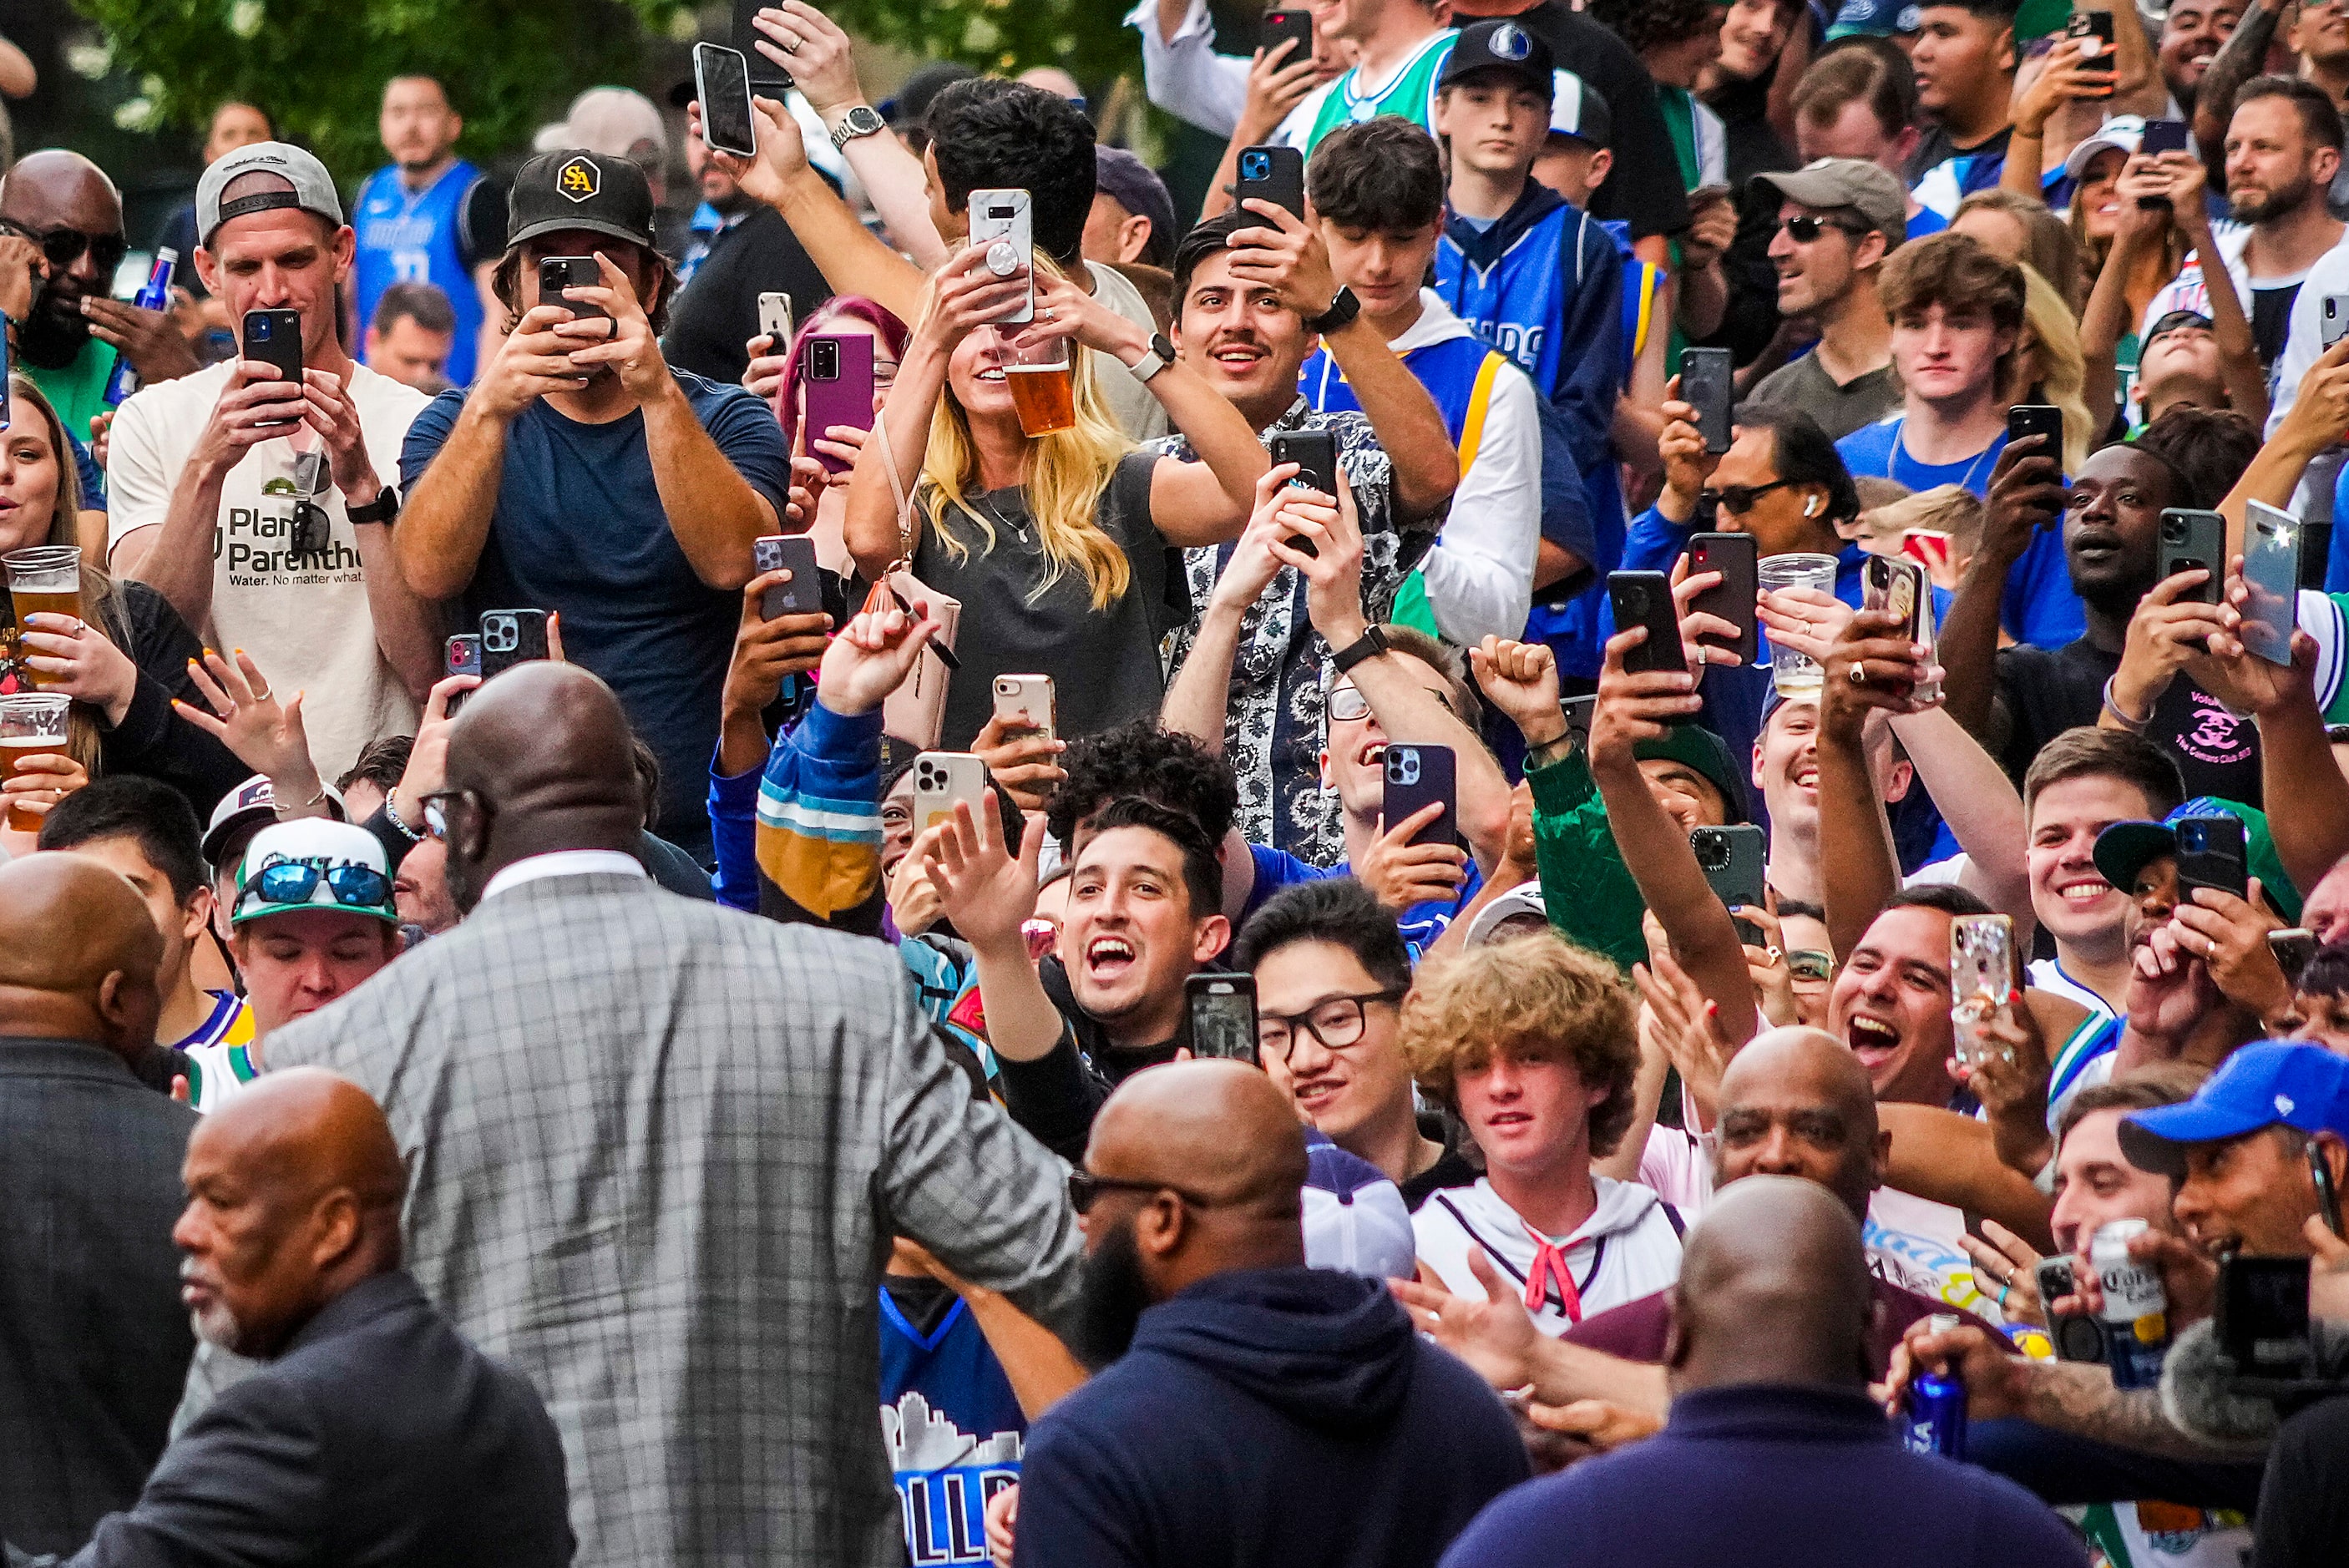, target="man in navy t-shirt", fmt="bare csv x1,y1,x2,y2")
397,149,790,859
